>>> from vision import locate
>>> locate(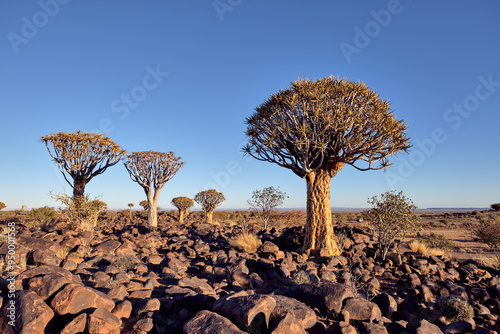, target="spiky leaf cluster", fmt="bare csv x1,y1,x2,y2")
243,76,410,178
171,196,194,211
123,151,184,194
194,189,225,212
40,131,126,188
